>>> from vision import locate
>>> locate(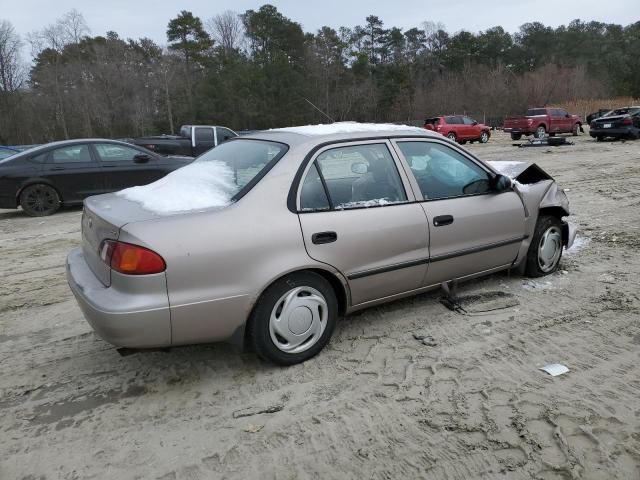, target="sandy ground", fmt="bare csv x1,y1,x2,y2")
1,131,639,480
